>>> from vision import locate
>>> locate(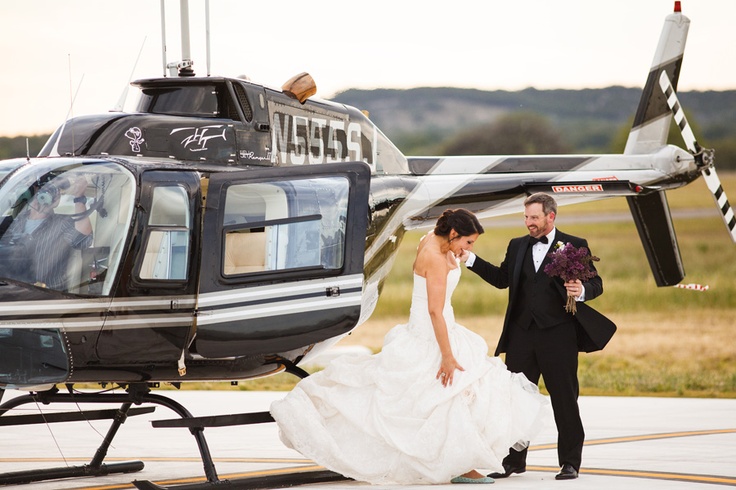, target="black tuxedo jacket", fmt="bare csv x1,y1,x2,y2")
469,230,616,354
